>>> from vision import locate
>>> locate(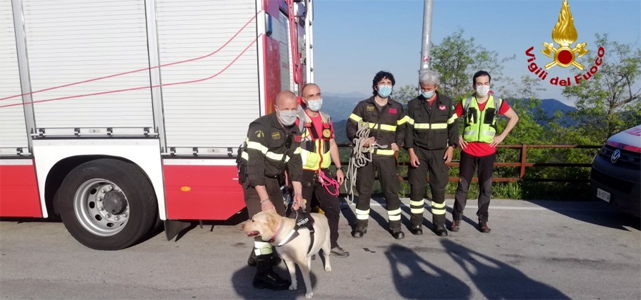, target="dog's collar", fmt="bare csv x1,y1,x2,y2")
268,219,285,243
